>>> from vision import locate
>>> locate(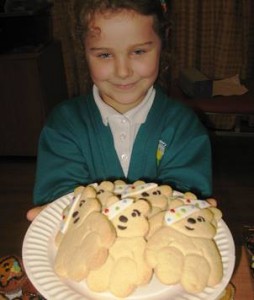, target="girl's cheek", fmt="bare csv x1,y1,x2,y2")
135,62,159,77
91,69,111,80
89,62,112,80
